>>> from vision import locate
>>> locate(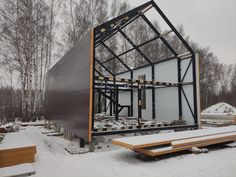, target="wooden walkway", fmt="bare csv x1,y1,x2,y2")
112,126,236,156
